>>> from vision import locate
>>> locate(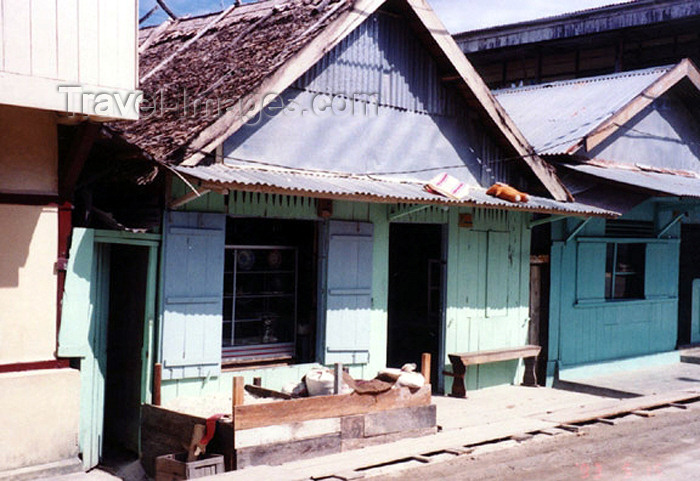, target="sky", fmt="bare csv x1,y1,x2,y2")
139,0,629,33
